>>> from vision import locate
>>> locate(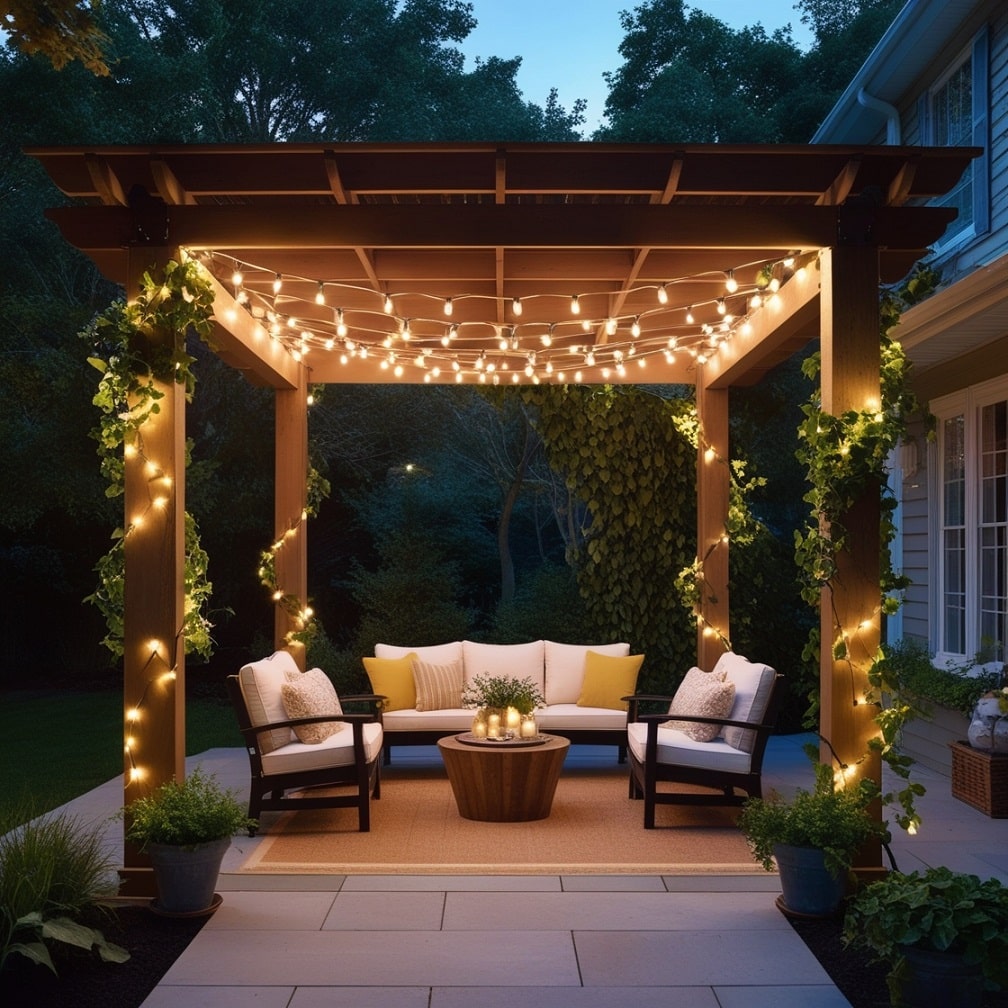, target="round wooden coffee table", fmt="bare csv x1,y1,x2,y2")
437,733,570,822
